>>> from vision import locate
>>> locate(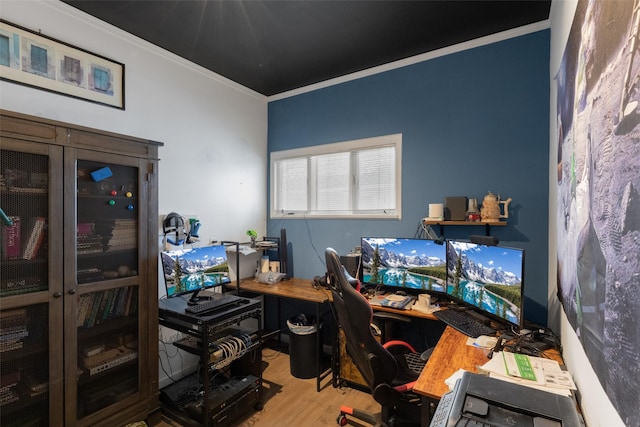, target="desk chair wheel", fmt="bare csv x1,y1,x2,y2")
337,406,379,426
337,413,348,426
